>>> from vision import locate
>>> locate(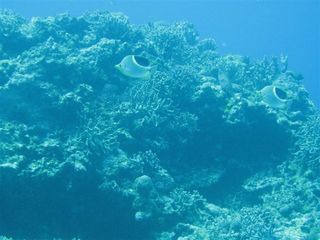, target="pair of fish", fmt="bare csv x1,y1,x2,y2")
116,55,288,109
